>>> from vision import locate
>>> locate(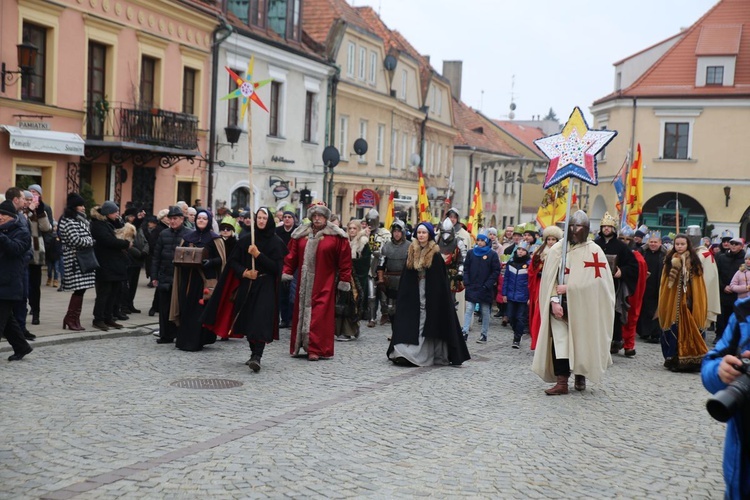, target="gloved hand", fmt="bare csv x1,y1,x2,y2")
455,274,463,282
